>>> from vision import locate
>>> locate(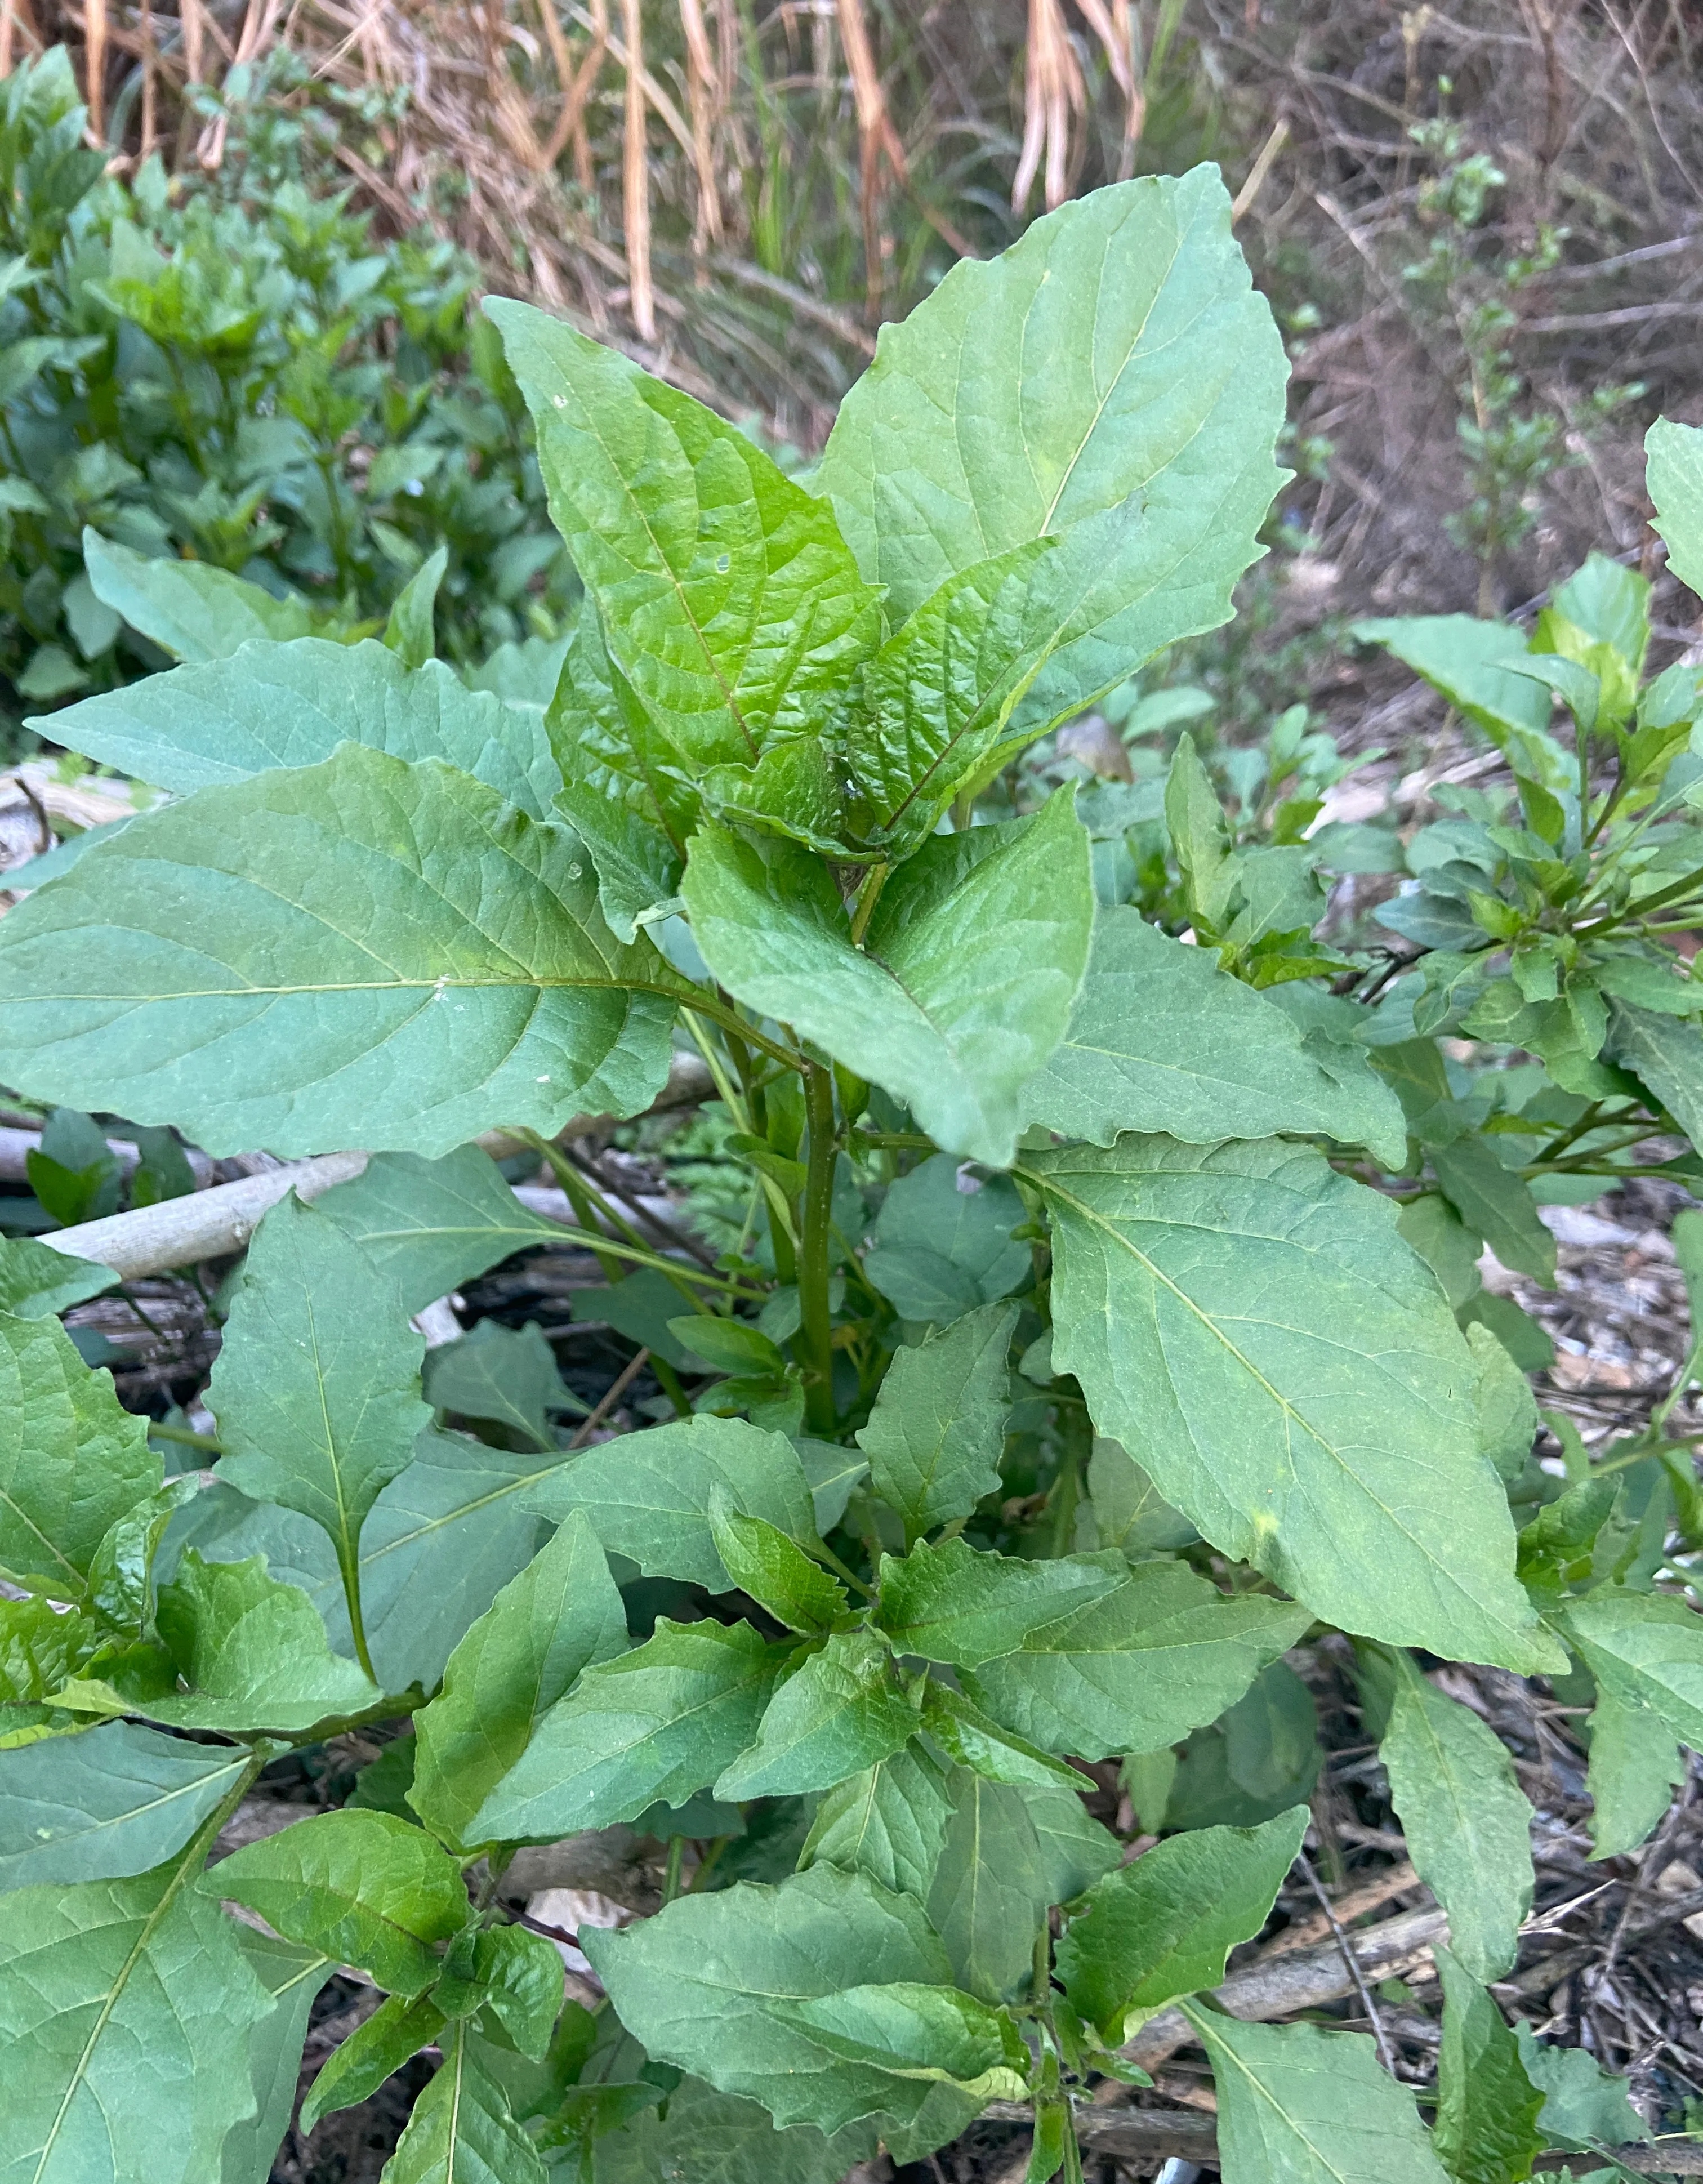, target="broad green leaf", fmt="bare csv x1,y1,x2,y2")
40,638,563,817
471,1617,781,1842
1431,1135,1555,1287
1580,1687,1684,1860
209,1808,471,1997
1607,1000,1703,1144
1352,614,1566,786
684,796,1094,1168
383,2021,548,2184
582,1864,982,2138
487,298,880,790
1018,905,1406,1163
0,1236,117,1318
800,1744,954,1901
209,1193,430,1625
820,170,1286,690
1511,2025,1647,2152
1558,1588,1703,1856
716,1629,916,1799
1186,2008,1452,2183
1056,1808,1305,2043
0,1307,159,1597
1031,1137,1559,1673
1467,1324,1540,1484
410,1509,628,1849
962,1558,1311,1760
1647,417,1703,600
314,1146,567,1317
0,1719,248,1889
862,1155,1029,1326
858,1302,1017,1541
766,1981,1020,2093
300,1993,446,2136
423,1320,587,1449
525,1415,817,1591
590,2074,861,2184
1432,1947,1545,2184
875,1535,1126,1664
1377,1651,1533,1982
708,1493,849,1633
1084,1436,1197,1556
222,1929,335,2184
82,528,319,661
0,1831,277,2184
0,744,682,1161
919,1681,1089,1793
927,1770,1118,2003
